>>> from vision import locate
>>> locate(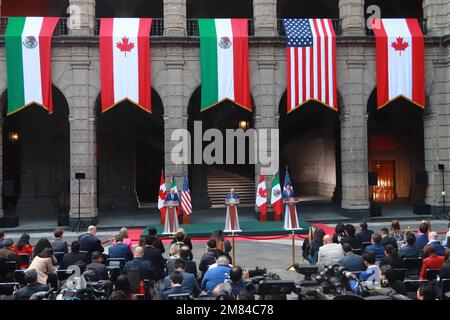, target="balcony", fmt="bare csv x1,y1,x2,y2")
187,19,255,37
277,19,342,37
94,18,164,36
0,17,69,35
365,19,427,36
